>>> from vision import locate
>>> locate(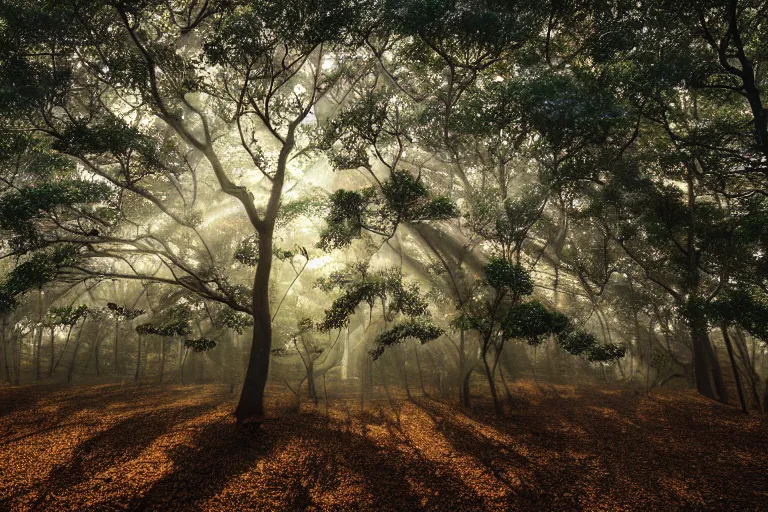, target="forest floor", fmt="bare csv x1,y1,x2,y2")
0,381,766,511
